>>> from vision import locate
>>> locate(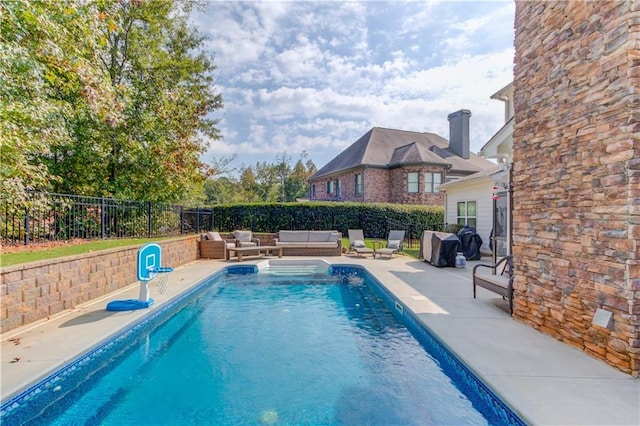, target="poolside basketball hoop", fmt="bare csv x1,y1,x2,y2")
106,243,173,311
150,266,172,295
